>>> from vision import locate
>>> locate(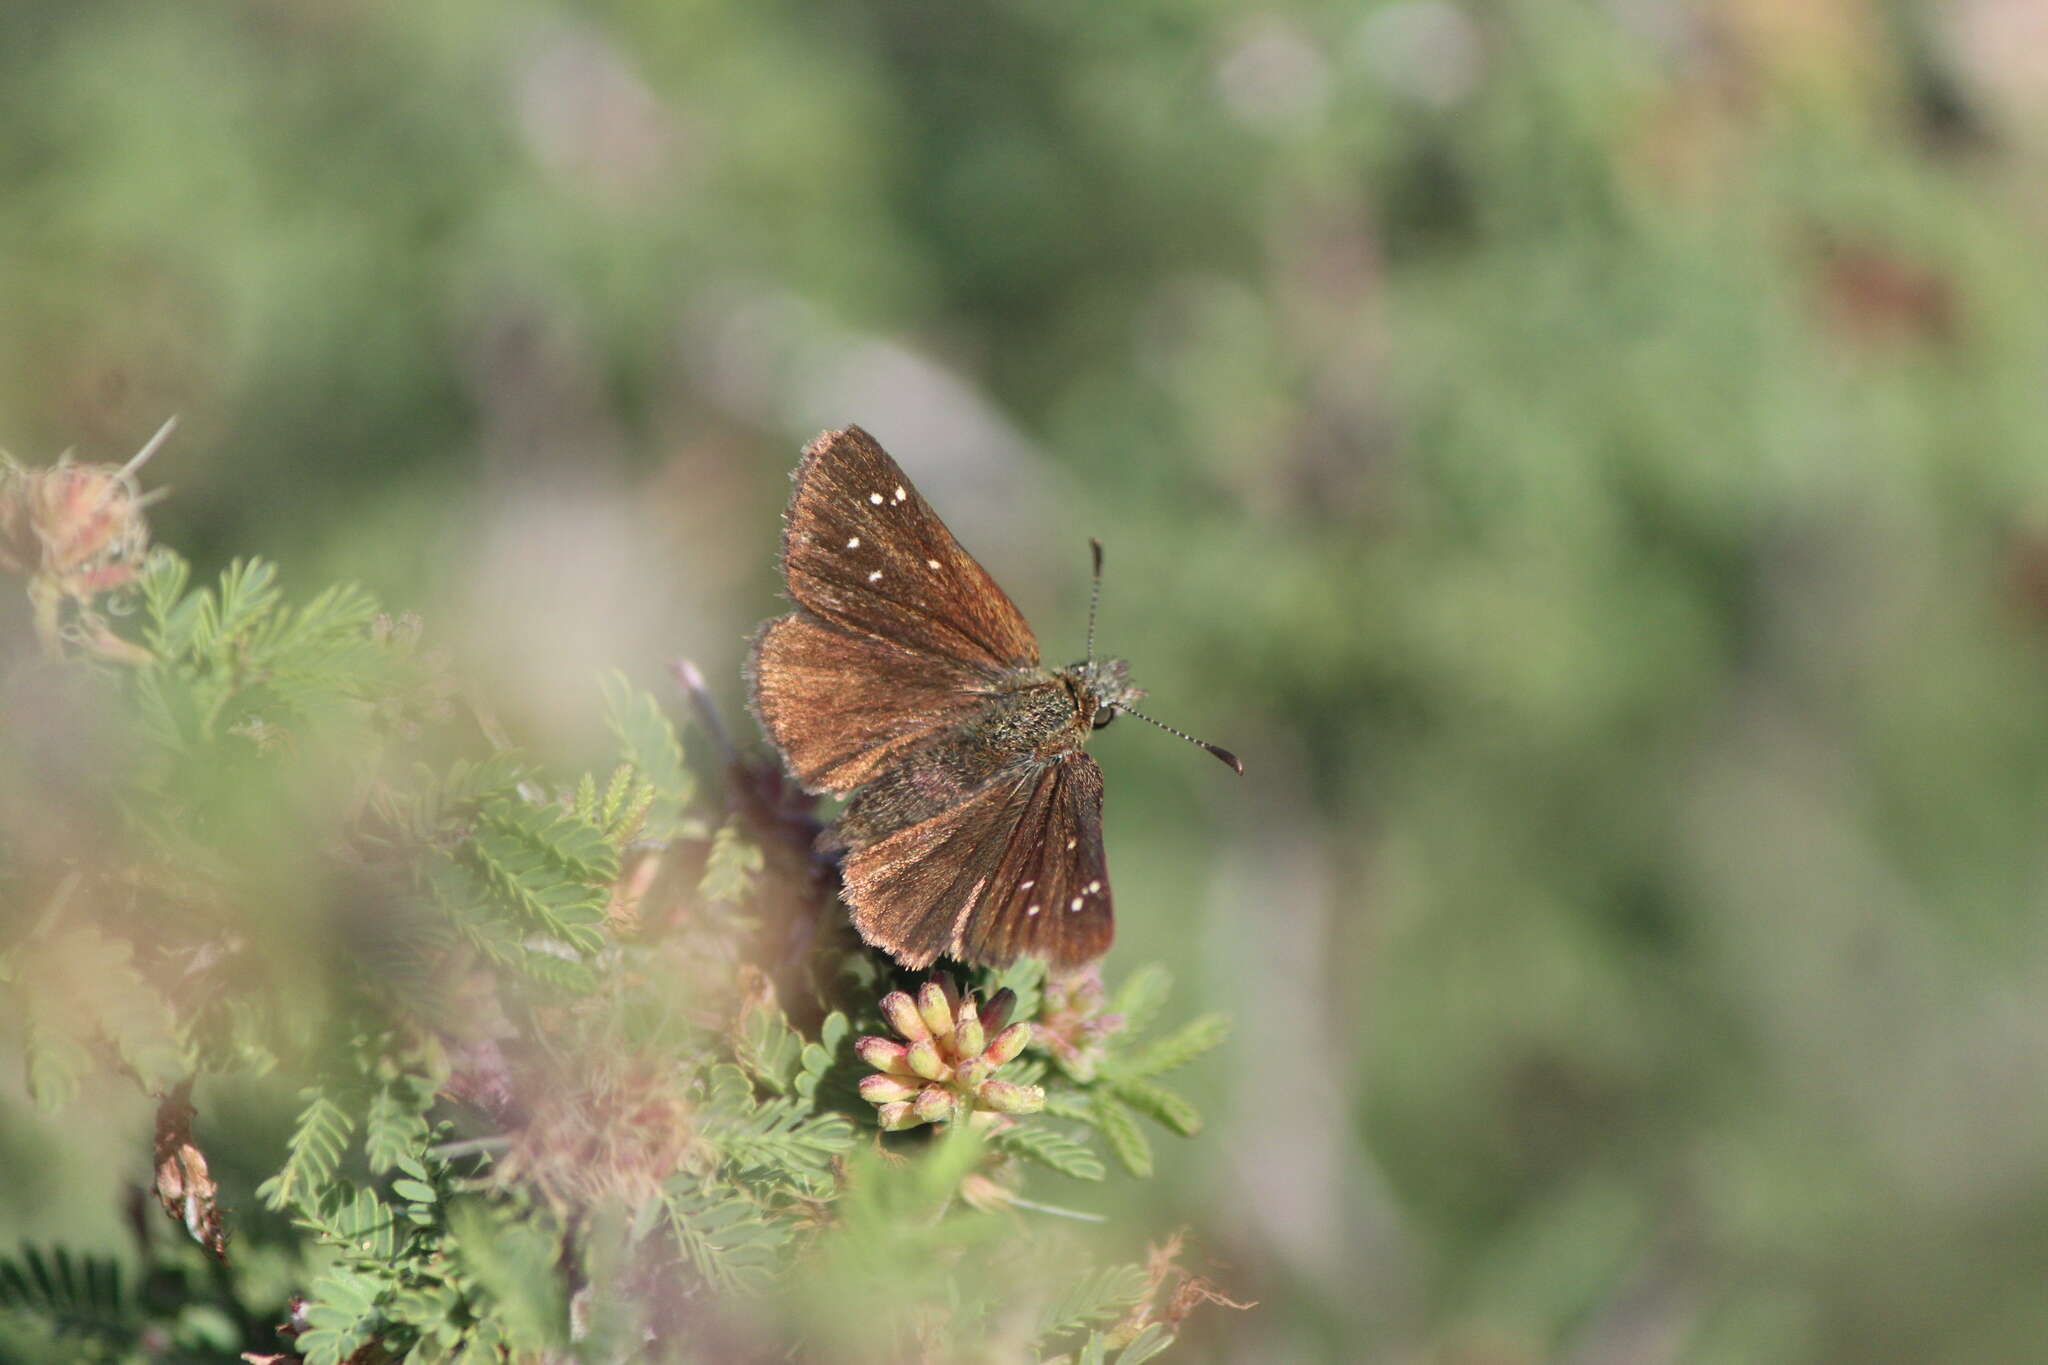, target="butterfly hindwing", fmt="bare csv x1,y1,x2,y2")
841,765,1044,970
962,753,1112,968
840,751,1112,970
780,427,1041,672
